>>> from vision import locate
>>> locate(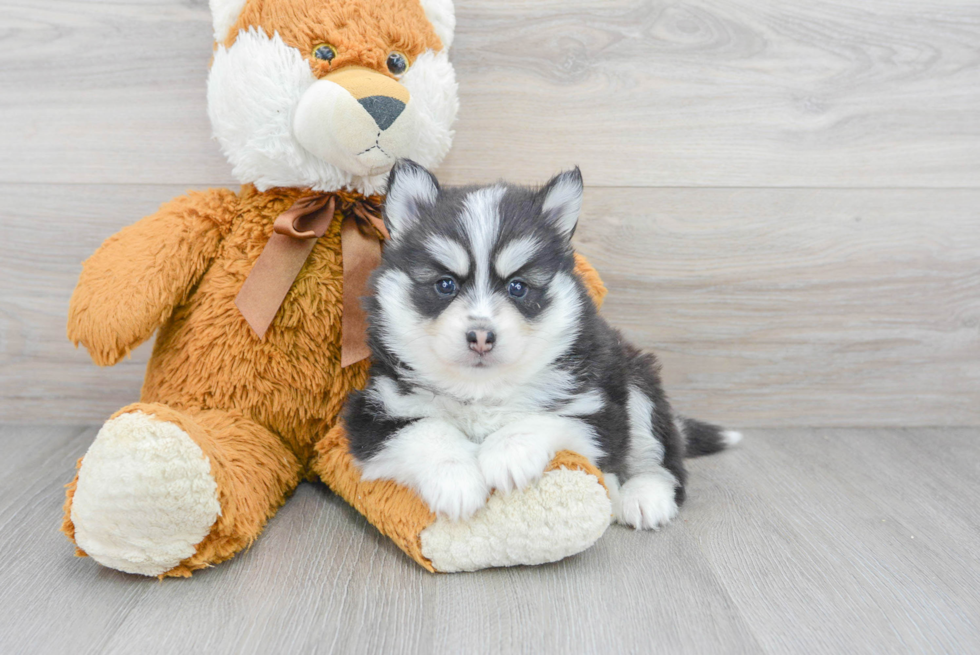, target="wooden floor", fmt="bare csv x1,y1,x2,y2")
1,425,977,654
